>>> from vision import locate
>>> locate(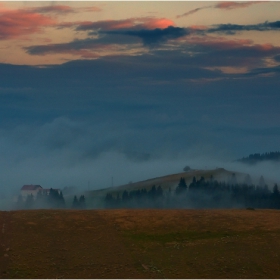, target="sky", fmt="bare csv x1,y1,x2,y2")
1,1,280,192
